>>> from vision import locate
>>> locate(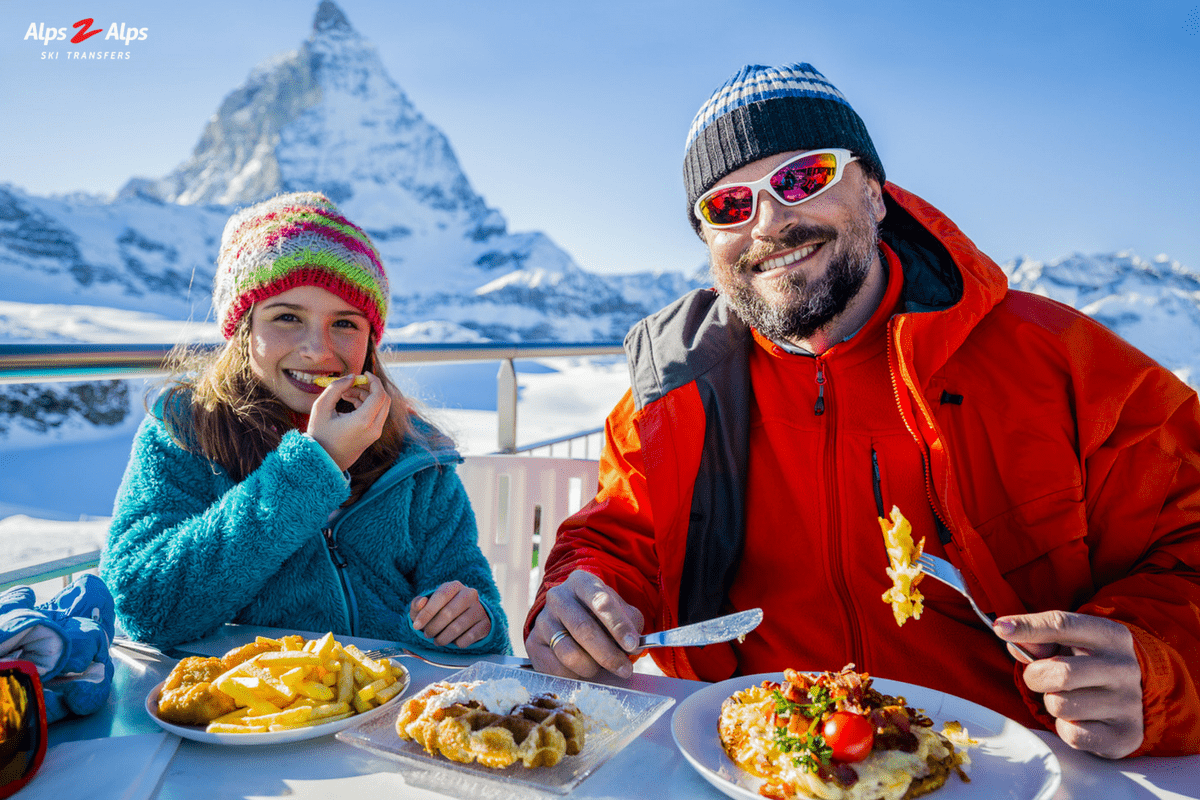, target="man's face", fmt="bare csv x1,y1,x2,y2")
701,151,886,344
